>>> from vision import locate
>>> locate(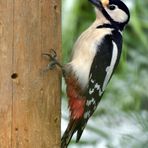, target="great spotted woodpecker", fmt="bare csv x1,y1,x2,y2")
44,0,130,147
